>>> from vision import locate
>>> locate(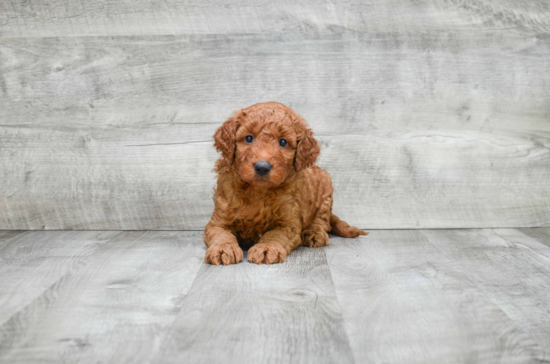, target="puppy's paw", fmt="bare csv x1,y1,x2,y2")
302,229,329,247
205,243,243,265
248,242,287,265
